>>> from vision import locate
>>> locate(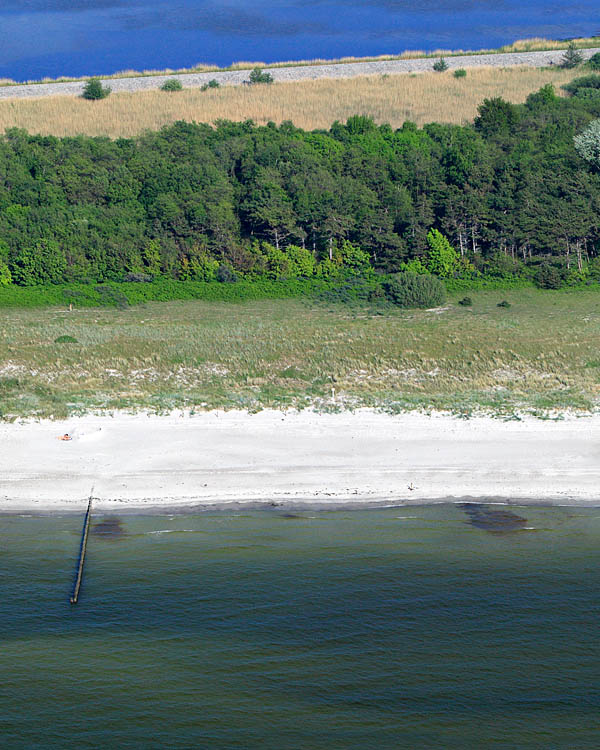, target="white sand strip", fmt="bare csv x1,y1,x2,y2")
0,410,598,512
